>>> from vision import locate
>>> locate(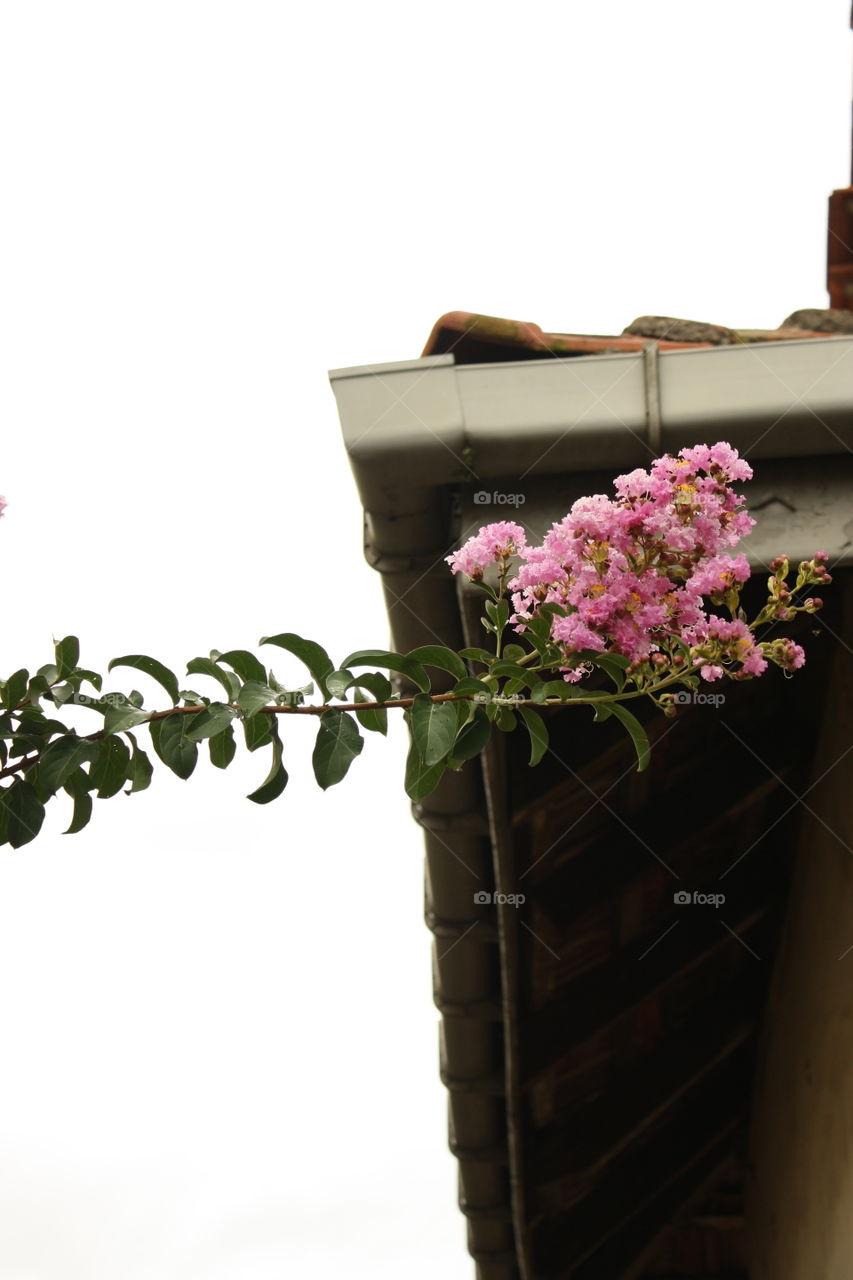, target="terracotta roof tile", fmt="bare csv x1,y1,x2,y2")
422,309,842,366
